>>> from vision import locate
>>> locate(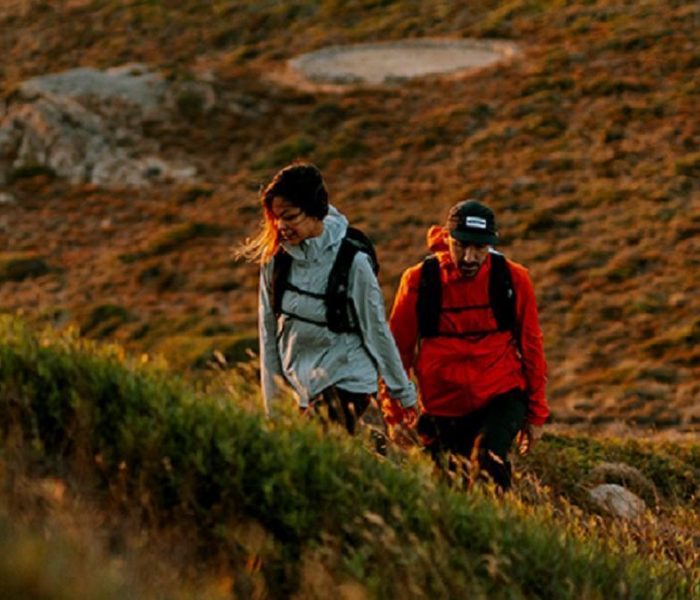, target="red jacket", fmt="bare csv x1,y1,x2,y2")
388,226,548,426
